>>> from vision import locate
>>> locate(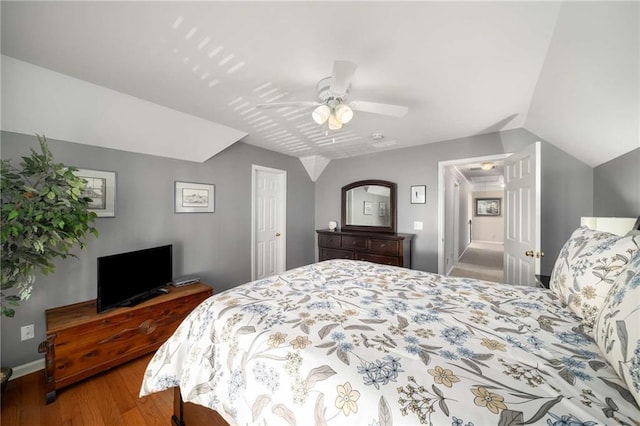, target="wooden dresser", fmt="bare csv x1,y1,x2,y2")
40,283,212,403
317,229,413,268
